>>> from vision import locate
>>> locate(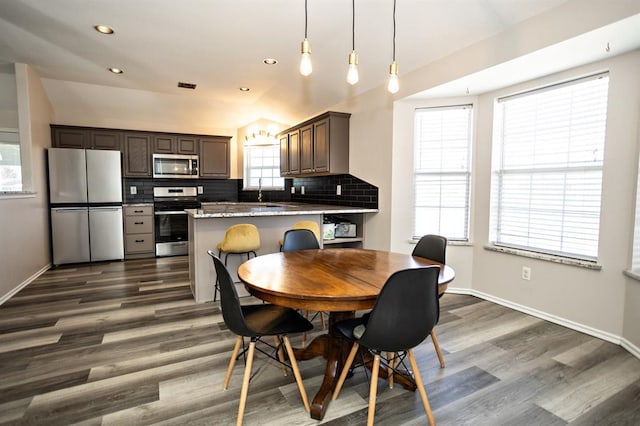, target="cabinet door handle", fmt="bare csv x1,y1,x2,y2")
134,221,144,225
135,239,145,243
134,210,144,213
